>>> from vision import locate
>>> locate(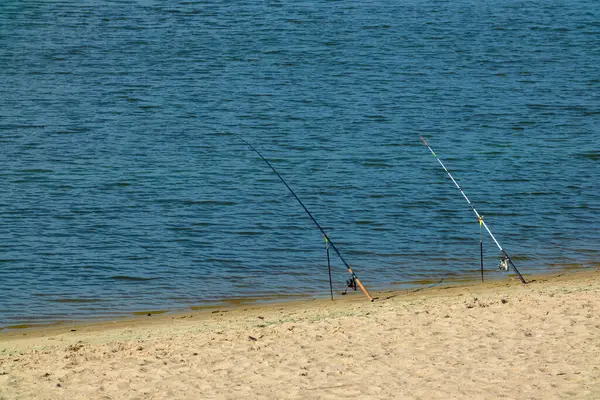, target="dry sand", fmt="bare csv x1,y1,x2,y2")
1,270,600,399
